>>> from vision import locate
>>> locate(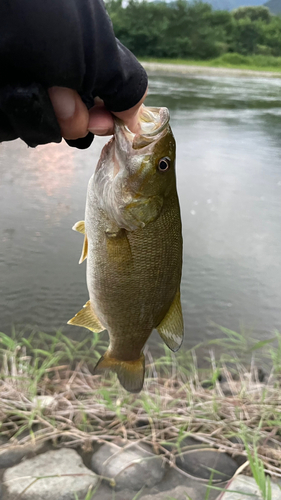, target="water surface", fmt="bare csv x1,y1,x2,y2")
1,73,281,351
